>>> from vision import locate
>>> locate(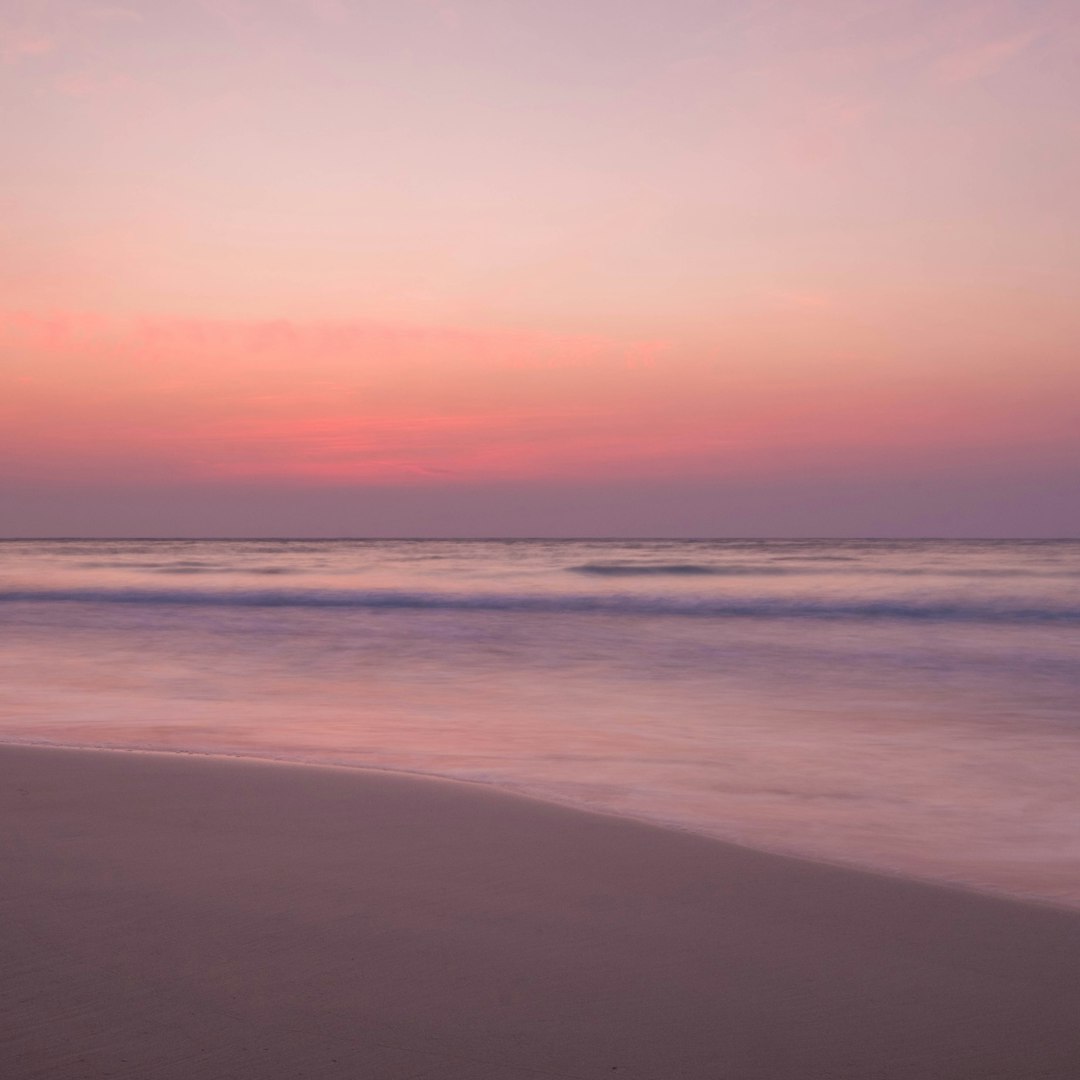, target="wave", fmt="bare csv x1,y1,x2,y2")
78,561,297,575
1,585,1078,623
151,565,296,576
772,554,860,562
570,563,763,576
568,562,1080,579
